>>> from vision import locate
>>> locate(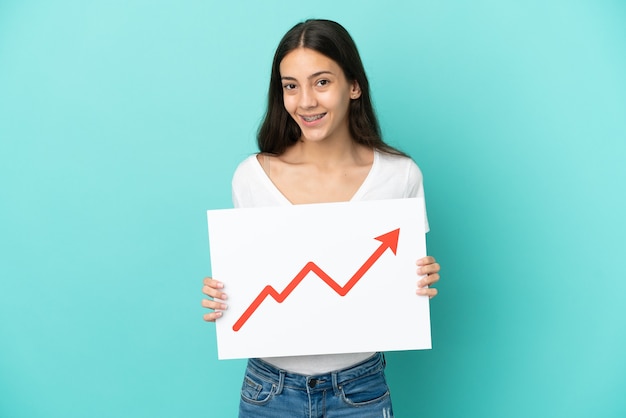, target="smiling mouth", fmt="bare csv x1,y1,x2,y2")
300,113,326,123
